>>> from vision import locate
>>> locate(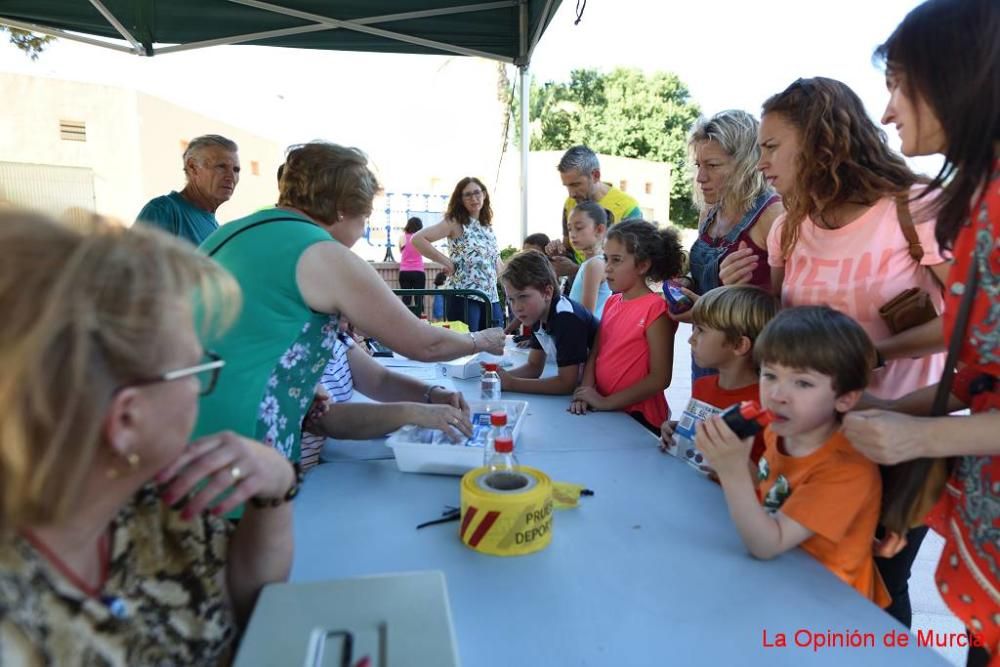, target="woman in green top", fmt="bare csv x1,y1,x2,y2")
196,142,505,464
